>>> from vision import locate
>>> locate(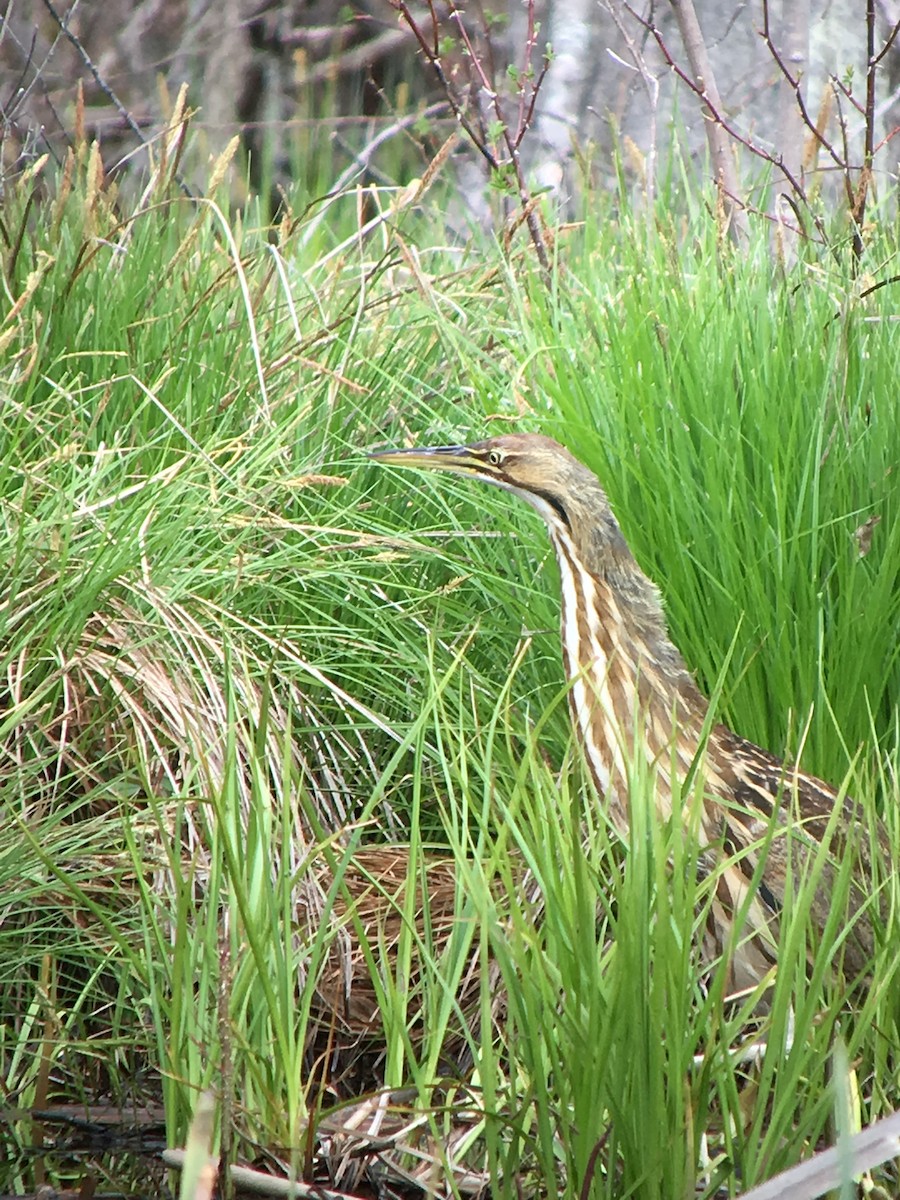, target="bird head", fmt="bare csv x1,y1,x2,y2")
371,431,686,685
369,433,600,532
